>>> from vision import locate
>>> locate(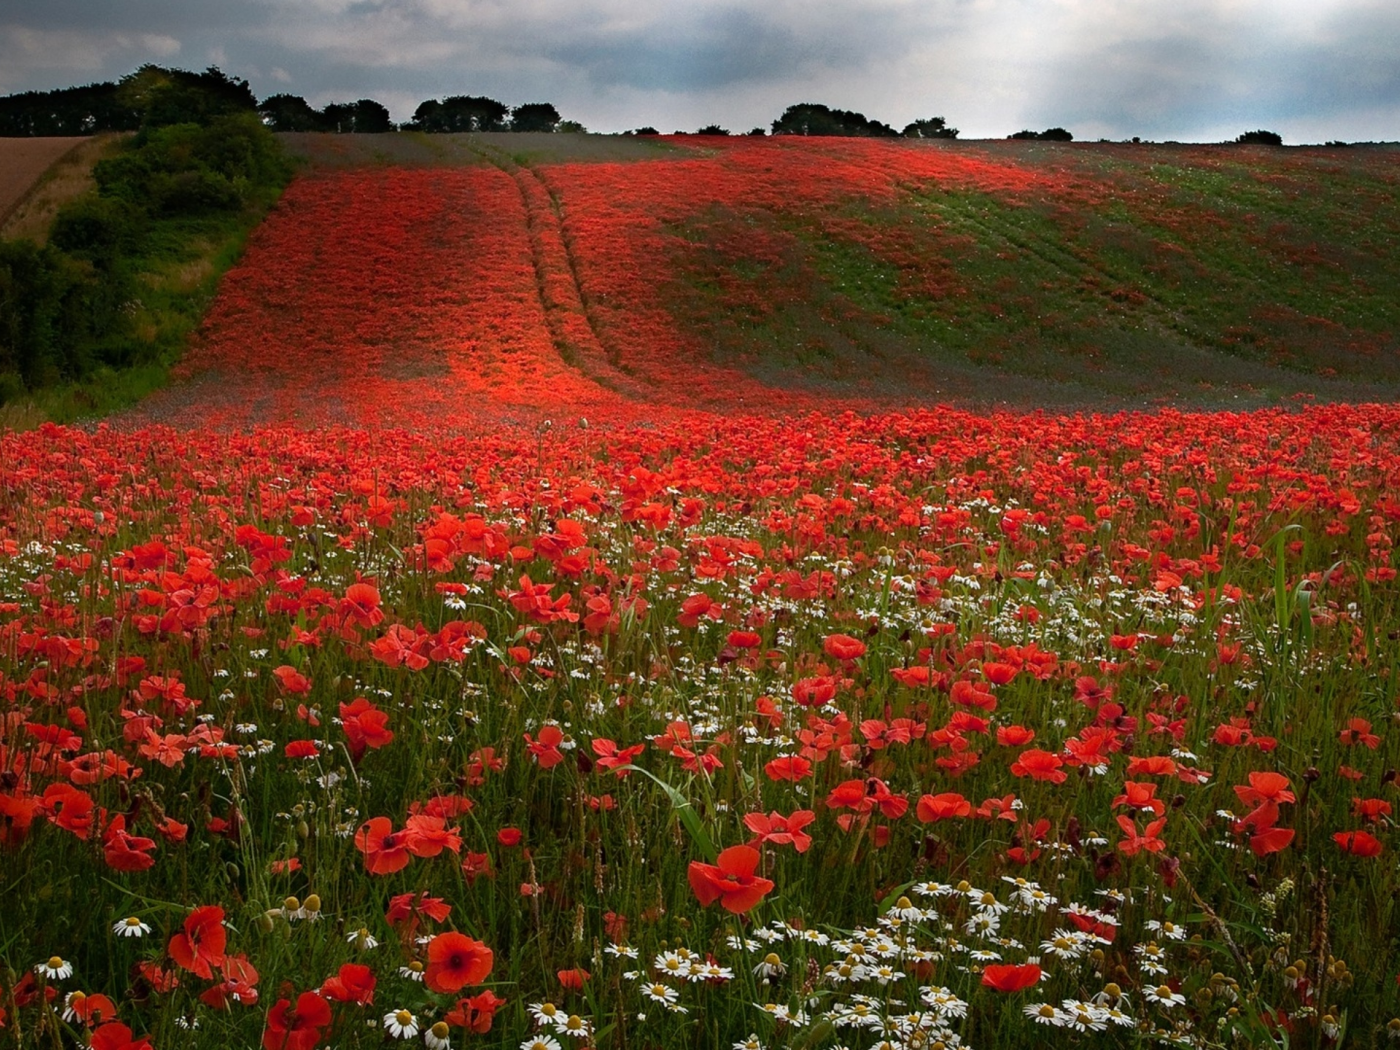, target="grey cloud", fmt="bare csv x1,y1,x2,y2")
1,0,1397,139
